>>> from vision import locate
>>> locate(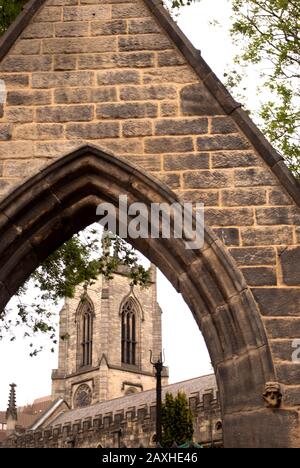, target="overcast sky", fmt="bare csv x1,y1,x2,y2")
0,0,238,409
